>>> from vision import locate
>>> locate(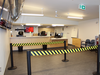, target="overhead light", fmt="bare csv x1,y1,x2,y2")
38,25,41,26
0,6,8,11
10,31,12,33
21,13,44,16
1,17,3,19
67,16,83,19
26,24,41,26
52,24,64,26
